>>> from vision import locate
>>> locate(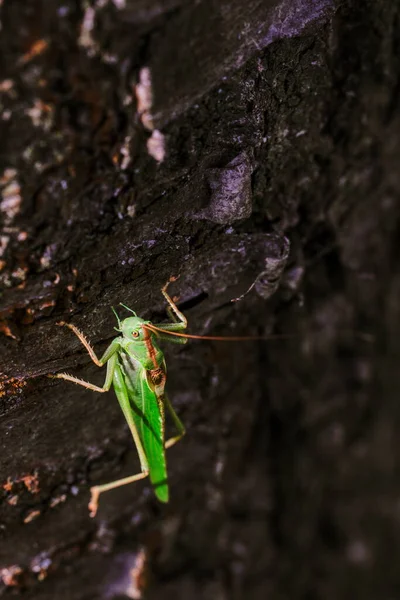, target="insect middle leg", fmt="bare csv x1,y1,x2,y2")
48,322,120,390
48,353,117,392
159,281,187,330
